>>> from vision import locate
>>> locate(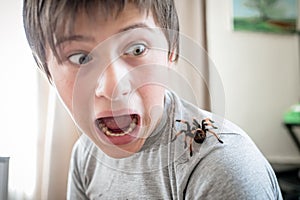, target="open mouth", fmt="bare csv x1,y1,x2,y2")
95,114,139,137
